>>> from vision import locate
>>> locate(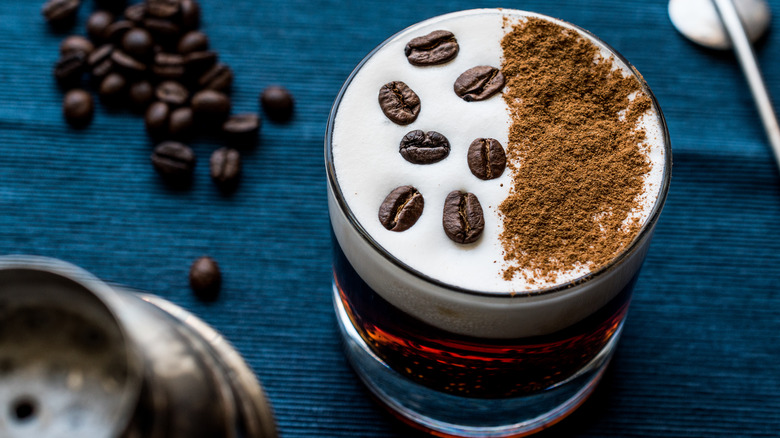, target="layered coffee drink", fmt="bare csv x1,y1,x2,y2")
326,8,670,436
